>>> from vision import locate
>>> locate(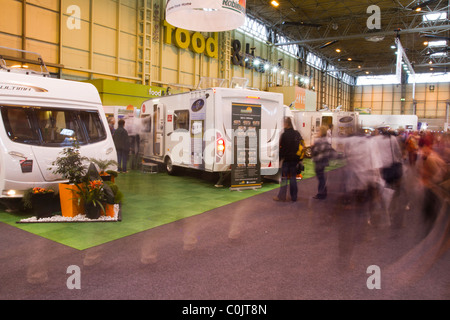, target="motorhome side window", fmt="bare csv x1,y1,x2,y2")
322,116,332,129
1,106,107,146
141,115,151,132
173,110,189,131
